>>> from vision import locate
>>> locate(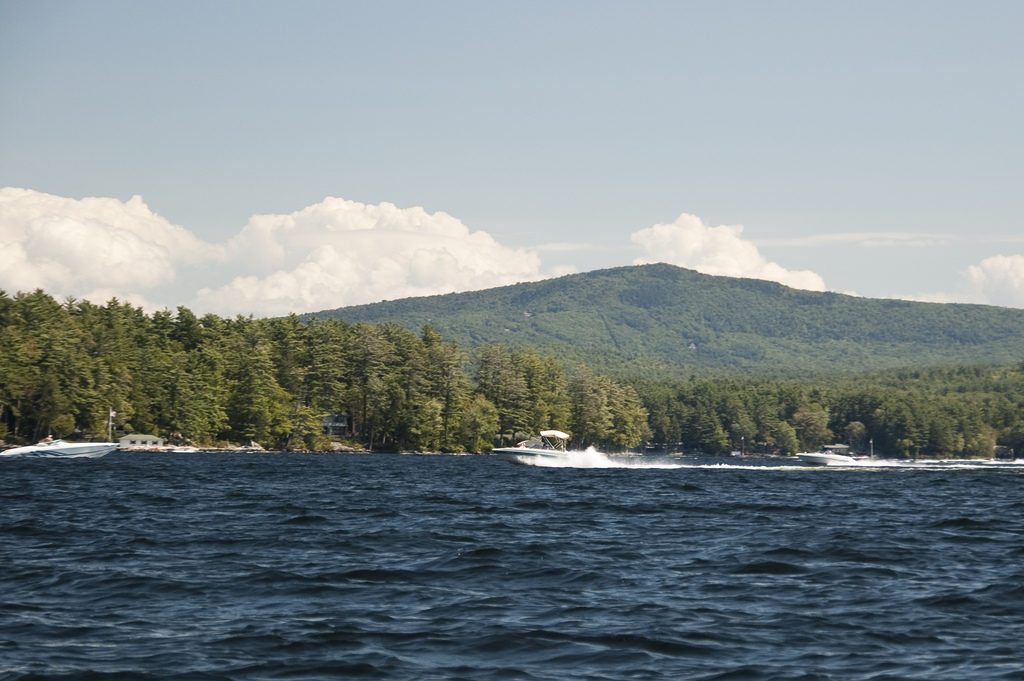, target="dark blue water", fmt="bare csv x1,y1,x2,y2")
2,452,1023,680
